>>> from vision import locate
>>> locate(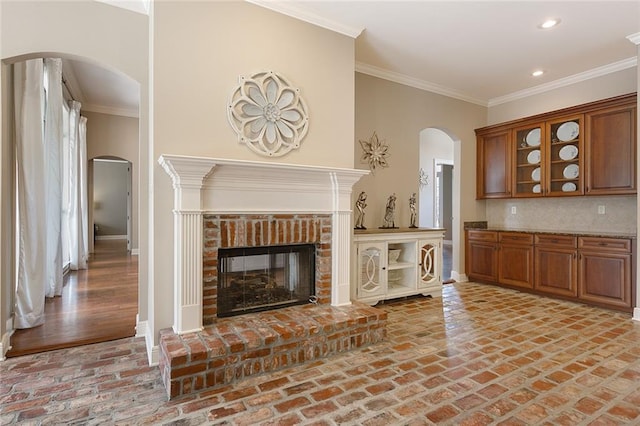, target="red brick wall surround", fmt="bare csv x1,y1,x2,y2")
203,214,332,325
